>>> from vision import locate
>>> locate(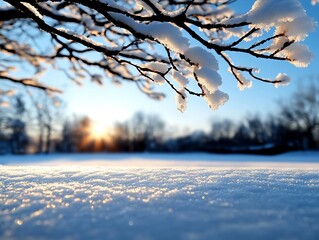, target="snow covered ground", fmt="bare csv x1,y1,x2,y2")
1,152,319,240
